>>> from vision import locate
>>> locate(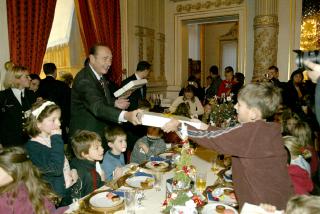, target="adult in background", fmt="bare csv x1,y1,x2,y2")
60,72,74,88
121,61,150,156
121,61,151,111
206,65,222,99
69,44,141,149
179,74,205,103
204,75,213,101
170,85,204,118
37,63,71,143
0,66,36,147
283,69,309,114
267,66,285,89
28,74,41,93
231,72,245,103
